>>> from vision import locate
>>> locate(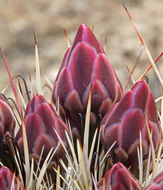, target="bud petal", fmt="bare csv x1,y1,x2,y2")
0,166,24,190
0,94,15,139
52,24,122,138
101,80,161,171
71,24,105,54
16,94,69,163
145,172,163,190
97,162,142,190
